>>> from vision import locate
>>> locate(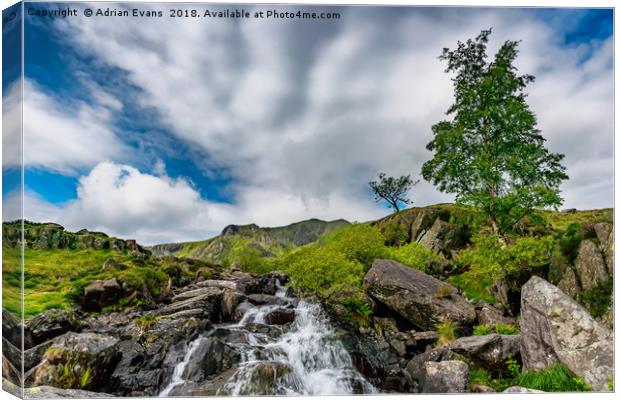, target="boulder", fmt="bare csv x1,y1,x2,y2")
2,355,21,385
593,223,613,272
520,276,613,391
179,337,241,383
25,332,121,390
27,309,81,345
448,334,521,369
574,240,609,291
364,259,476,330
405,347,457,380
415,360,469,393
83,278,123,311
